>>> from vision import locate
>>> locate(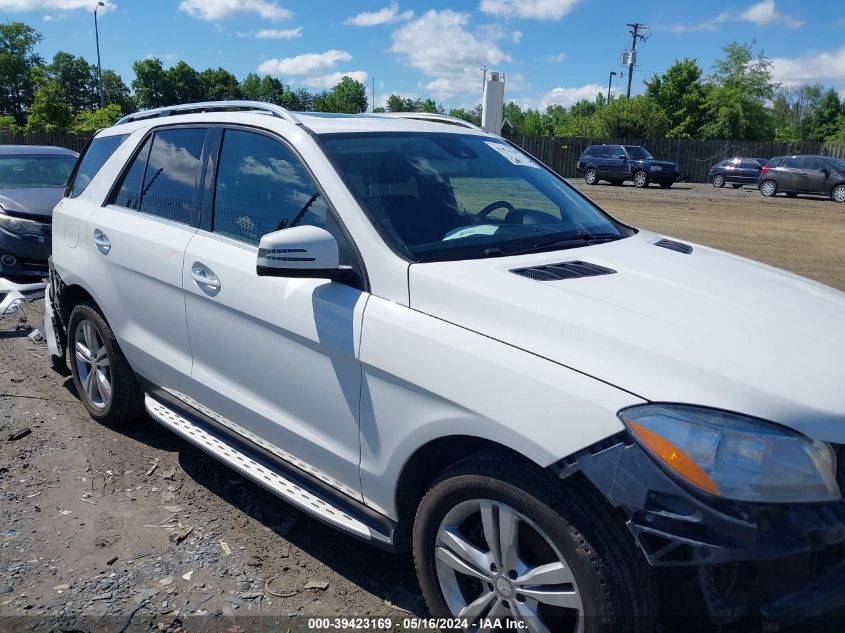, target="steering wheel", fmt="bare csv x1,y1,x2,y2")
478,200,514,218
